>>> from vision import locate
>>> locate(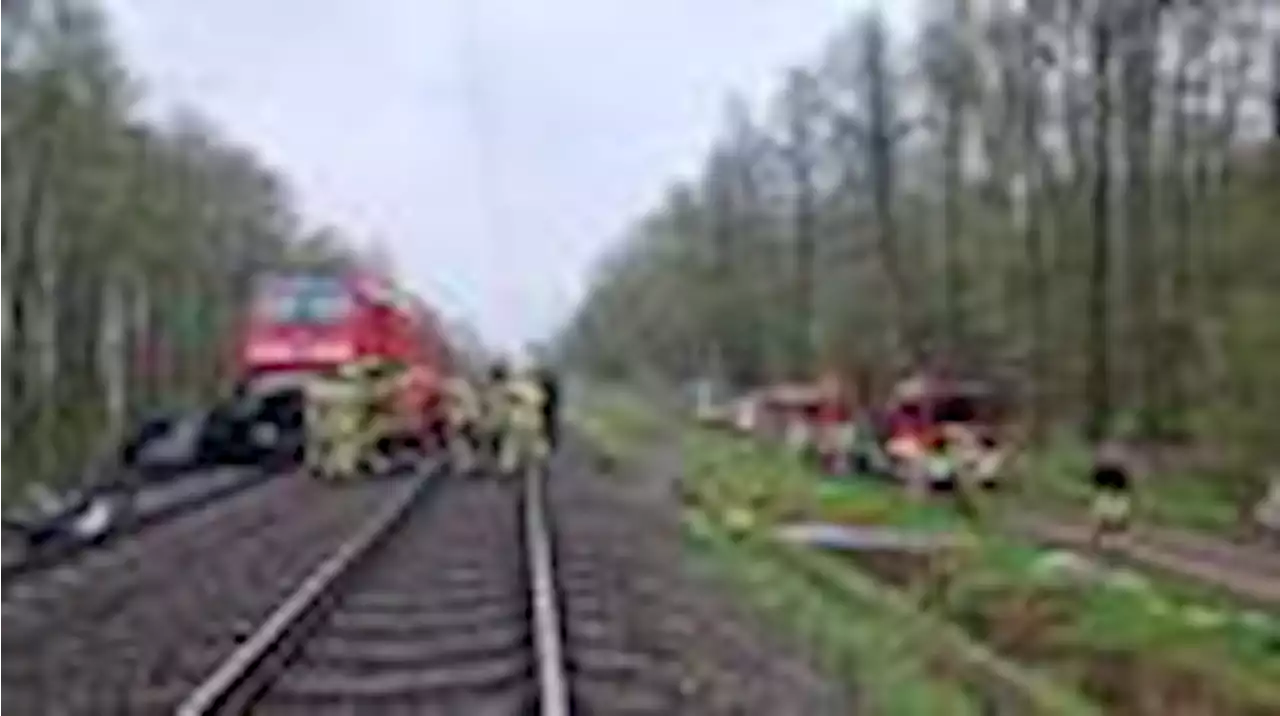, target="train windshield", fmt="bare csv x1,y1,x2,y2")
255,276,352,325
